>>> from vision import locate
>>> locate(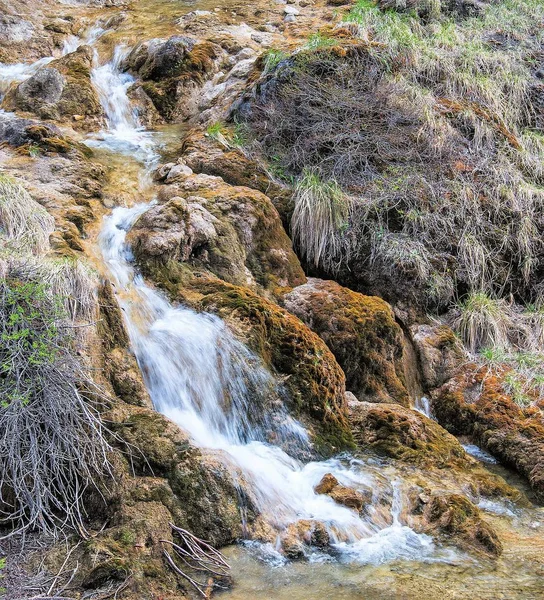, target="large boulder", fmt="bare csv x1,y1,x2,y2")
283,278,409,405
432,365,544,500
128,173,305,296
3,45,102,123
348,400,471,469
123,36,222,121
181,129,293,226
